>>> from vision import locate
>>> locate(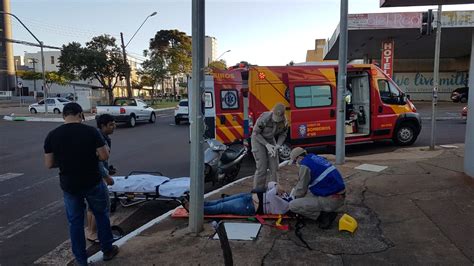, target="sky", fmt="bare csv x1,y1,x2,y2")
9,0,474,66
